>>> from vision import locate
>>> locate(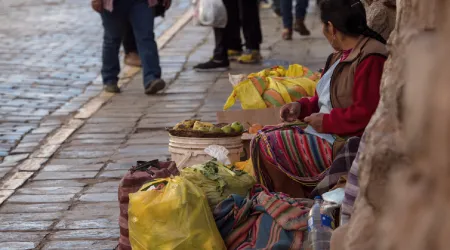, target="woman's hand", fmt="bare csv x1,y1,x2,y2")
304,113,324,132
280,102,302,122
91,0,103,12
